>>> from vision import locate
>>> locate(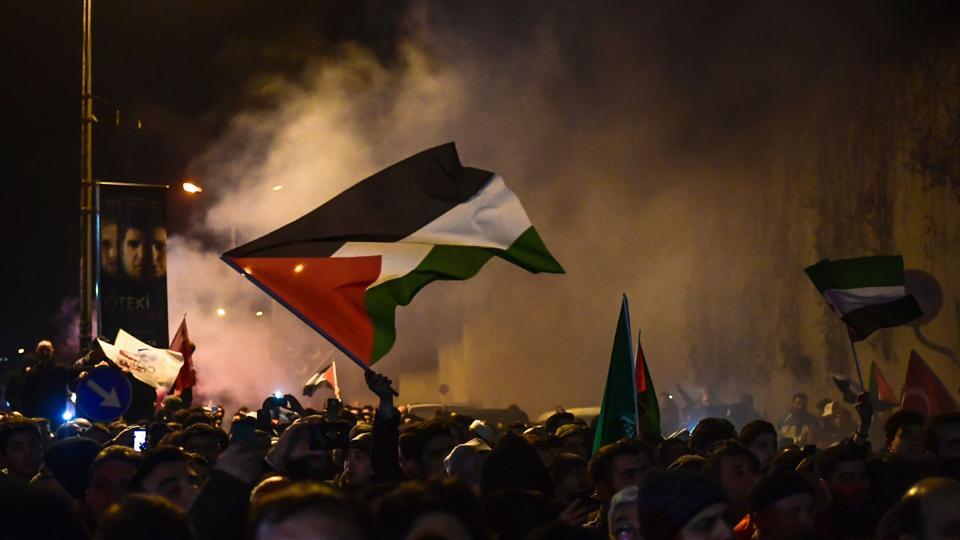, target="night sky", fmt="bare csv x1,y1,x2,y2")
4,1,409,354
